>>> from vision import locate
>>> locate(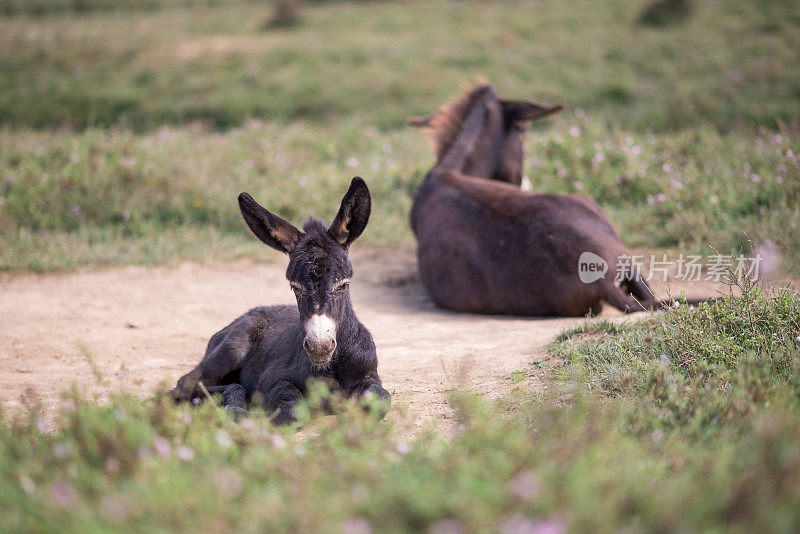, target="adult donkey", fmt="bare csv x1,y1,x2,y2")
409,84,674,316
173,177,390,423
